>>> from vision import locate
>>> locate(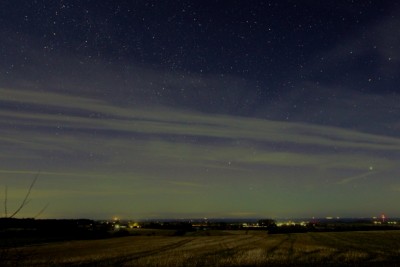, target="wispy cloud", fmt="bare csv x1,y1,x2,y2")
2,88,400,149
169,181,206,188
1,88,400,174
336,170,377,185
2,87,400,218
